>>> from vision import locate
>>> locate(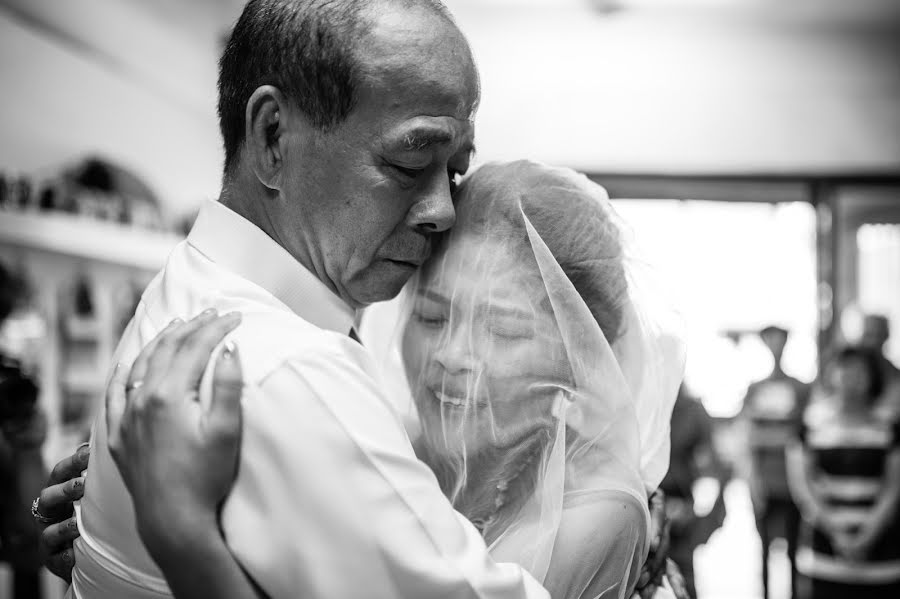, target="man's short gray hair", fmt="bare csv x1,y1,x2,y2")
217,0,452,175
